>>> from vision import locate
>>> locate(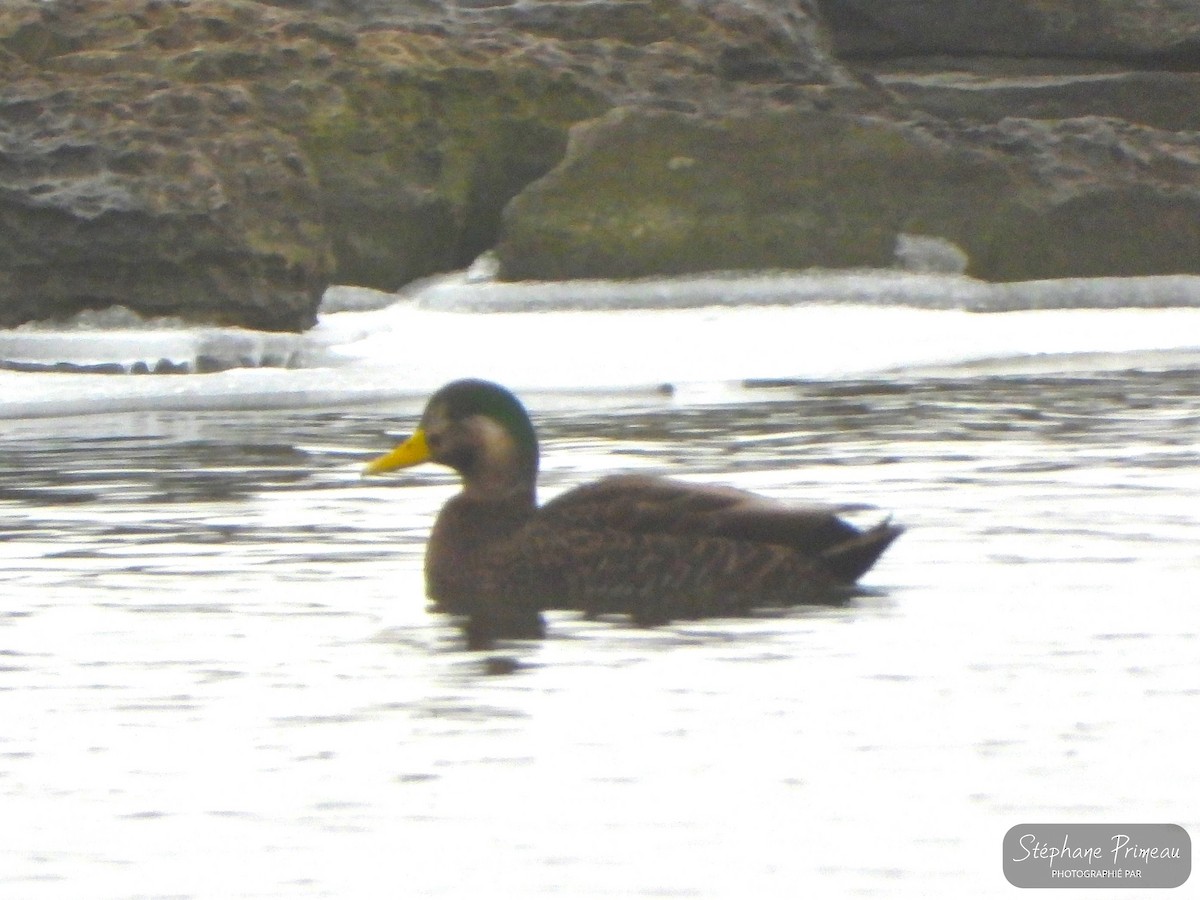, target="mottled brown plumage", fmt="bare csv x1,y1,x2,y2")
365,379,903,648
